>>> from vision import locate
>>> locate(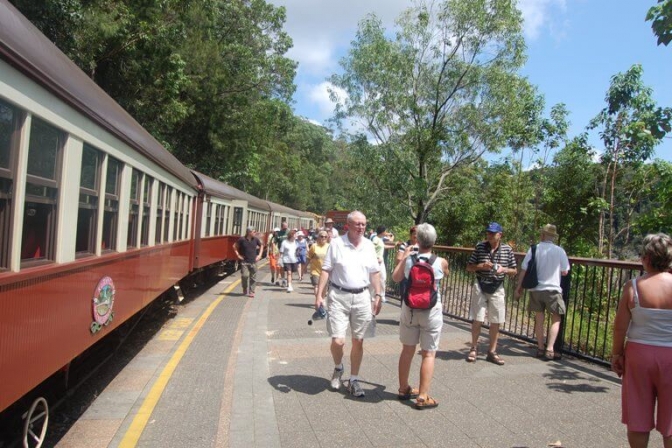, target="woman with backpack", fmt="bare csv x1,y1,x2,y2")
391,223,449,409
